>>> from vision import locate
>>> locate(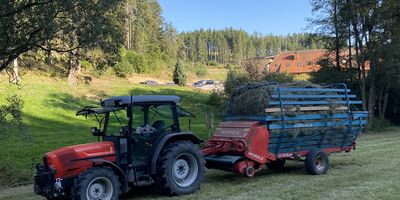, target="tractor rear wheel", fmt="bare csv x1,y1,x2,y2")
266,160,286,170
305,150,329,175
72,167,120,200
157,141,205,195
